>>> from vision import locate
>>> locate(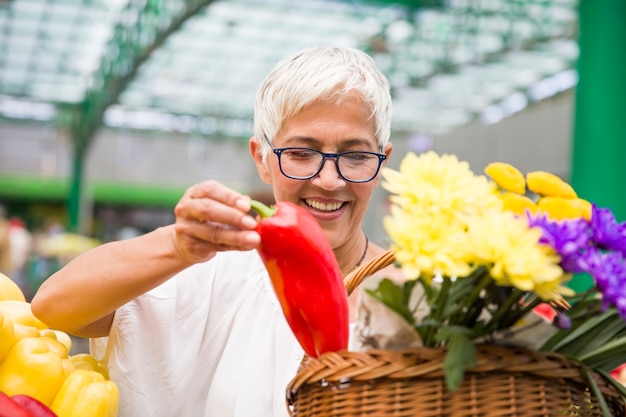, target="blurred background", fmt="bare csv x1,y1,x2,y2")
0,0,624,300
